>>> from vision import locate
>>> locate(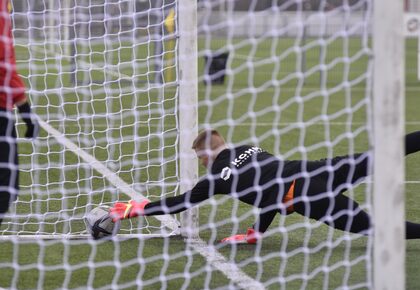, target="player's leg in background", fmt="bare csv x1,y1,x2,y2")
0,188,11,227
0,111,19,227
